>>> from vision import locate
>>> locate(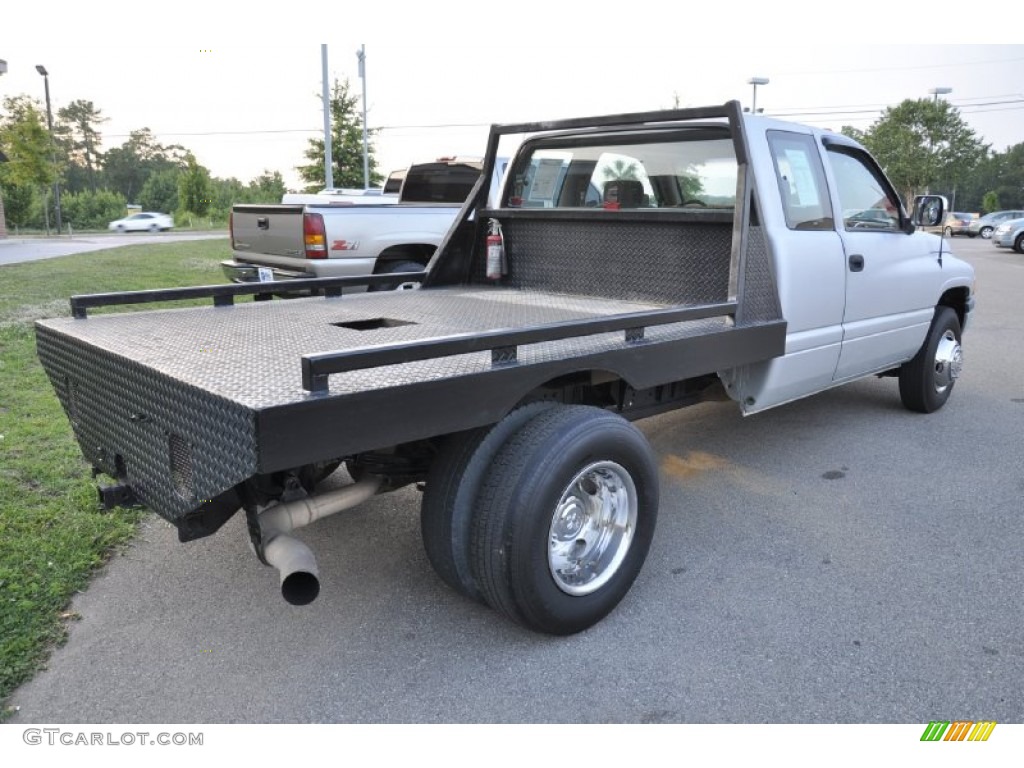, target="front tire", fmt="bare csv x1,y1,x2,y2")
898,307,963,413
1014,233,1024,254
471,405,658,635
980,226,993,239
